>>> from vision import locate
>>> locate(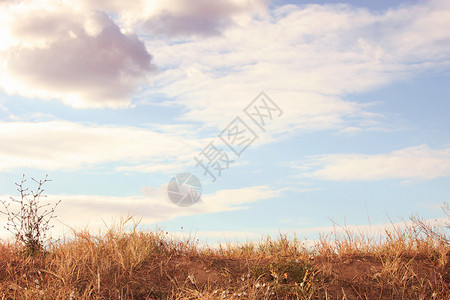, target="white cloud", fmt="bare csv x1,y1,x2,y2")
0,5,155,108
1,186,445,247
0,121,204,171
300,145,450,181
118,162,189,174
1,0,449,122
0,185,280,241
143,0,450,137
200,185,281,212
